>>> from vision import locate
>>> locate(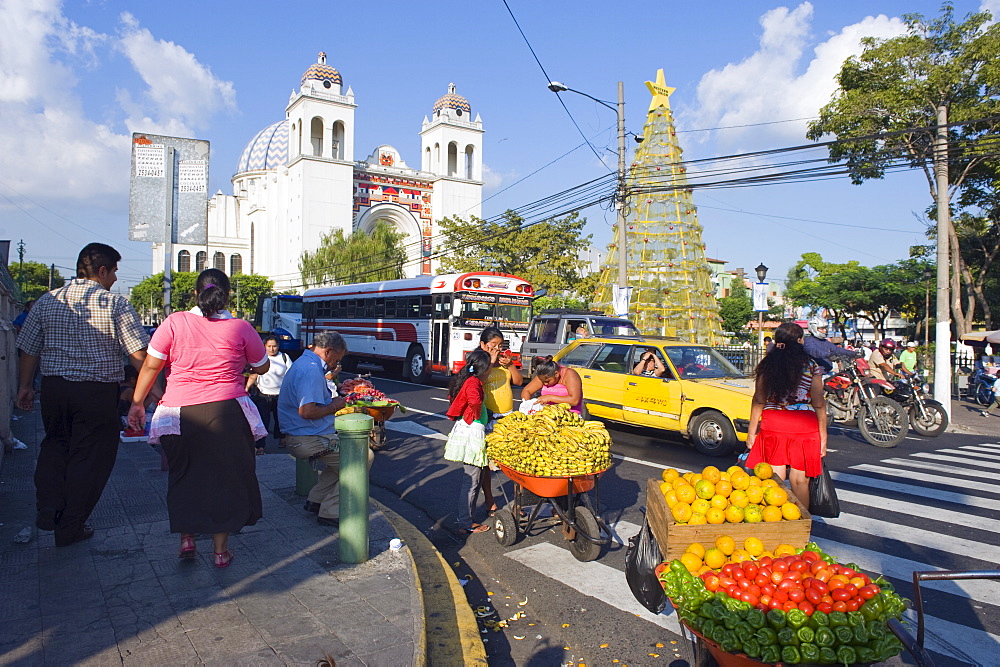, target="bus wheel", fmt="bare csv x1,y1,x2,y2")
405,346,430,384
